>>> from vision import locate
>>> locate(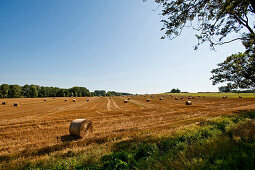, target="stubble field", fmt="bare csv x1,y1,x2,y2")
1,94,255,167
